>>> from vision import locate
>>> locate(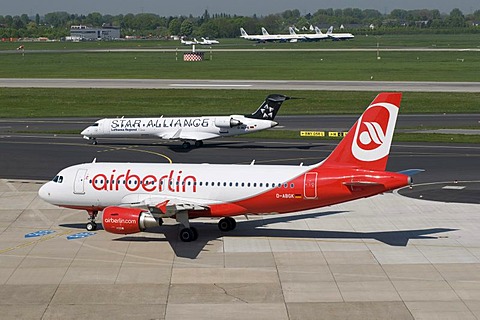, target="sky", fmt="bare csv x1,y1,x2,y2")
2,0,479,17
